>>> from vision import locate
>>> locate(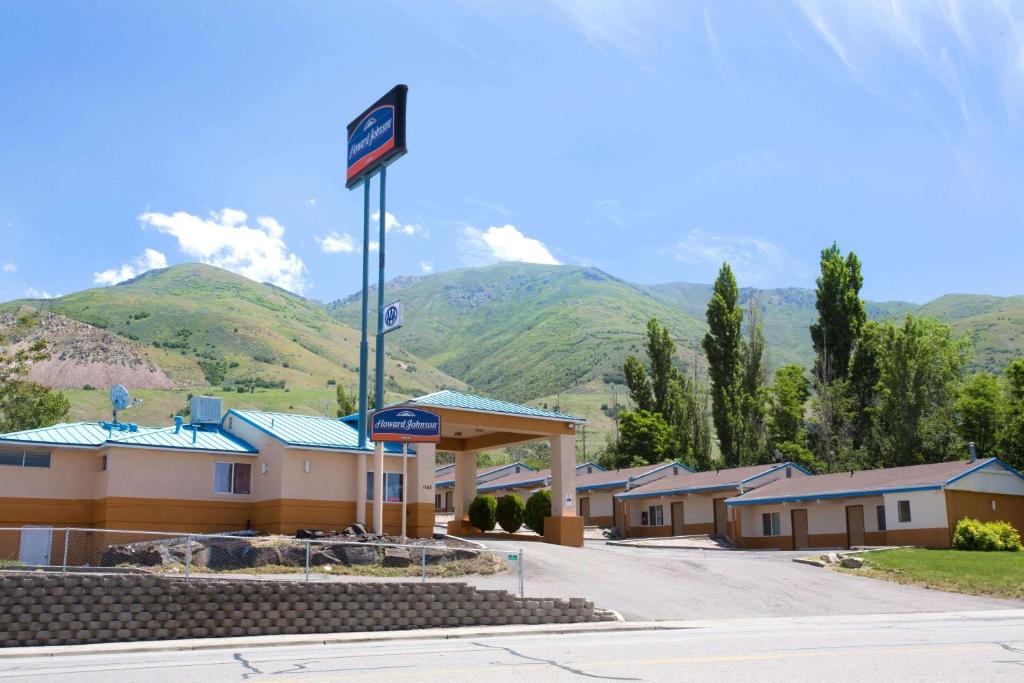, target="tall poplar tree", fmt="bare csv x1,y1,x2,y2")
810,243,866,382
703,263,744,467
